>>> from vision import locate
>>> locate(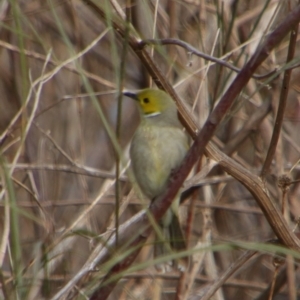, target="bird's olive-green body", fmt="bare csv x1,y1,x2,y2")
124,89,188,270
130,114,187,201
